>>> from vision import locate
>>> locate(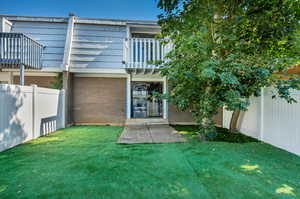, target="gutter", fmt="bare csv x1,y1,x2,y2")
0,14,159,26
